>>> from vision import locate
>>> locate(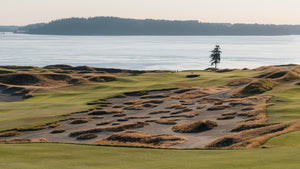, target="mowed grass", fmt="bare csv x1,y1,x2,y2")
267,84,300,123
265,130,300,147
0,70,257,131
0,143,299,169
265,83,300,147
